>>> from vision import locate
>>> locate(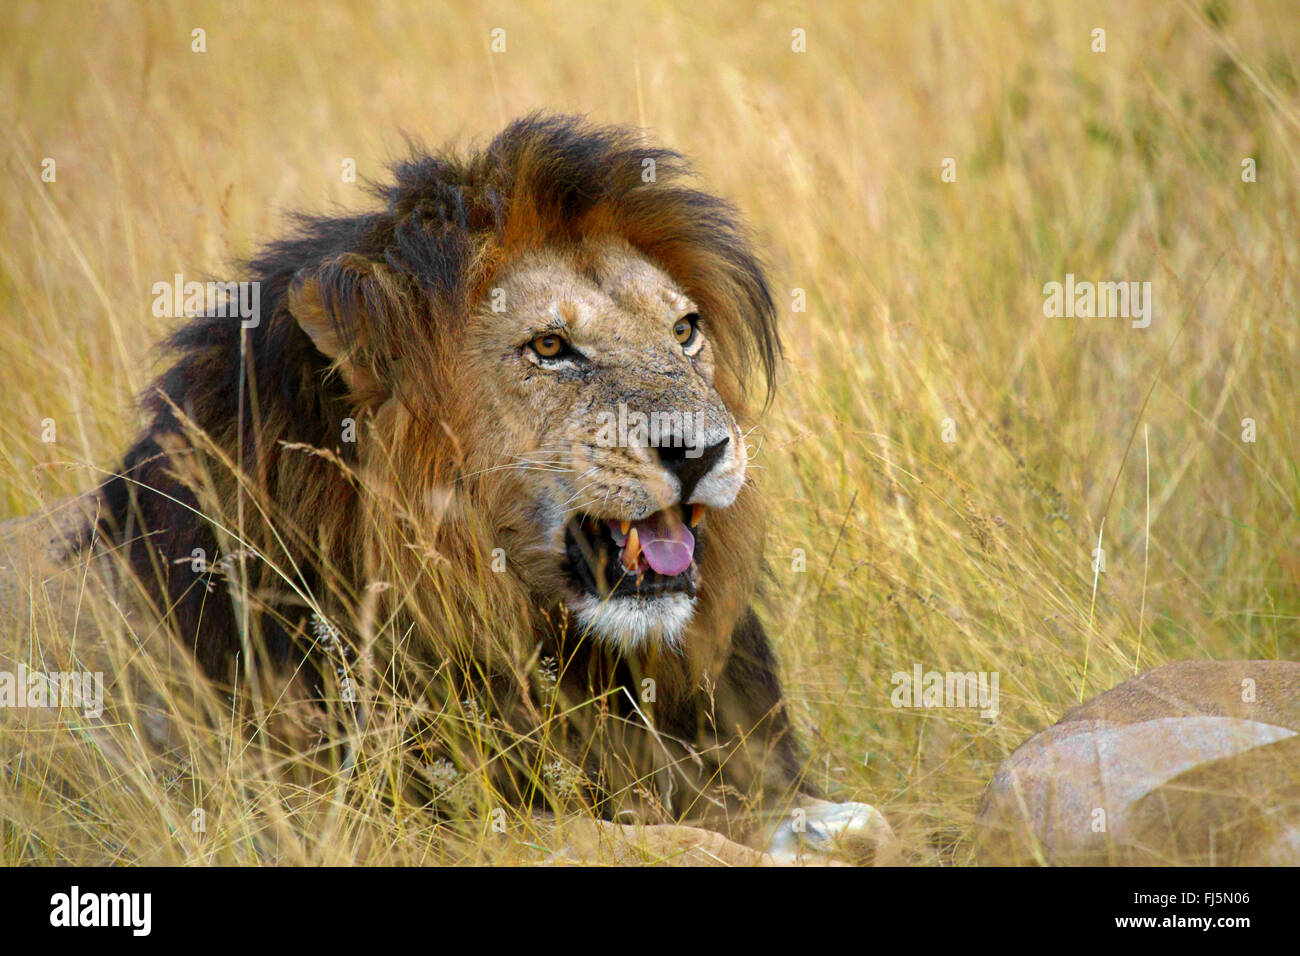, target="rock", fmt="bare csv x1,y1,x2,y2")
976,660,1300,865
